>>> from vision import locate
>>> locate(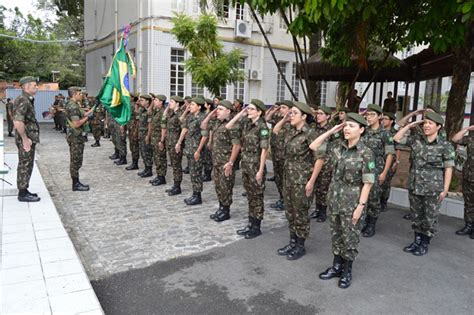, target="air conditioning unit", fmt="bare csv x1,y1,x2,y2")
248,69,262,81
235,20,251,38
